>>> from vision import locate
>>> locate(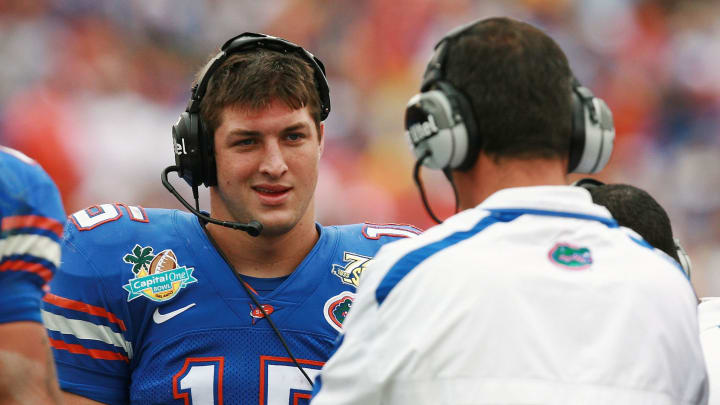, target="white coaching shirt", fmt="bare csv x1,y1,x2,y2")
700,298,720,405
311,186,707,405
